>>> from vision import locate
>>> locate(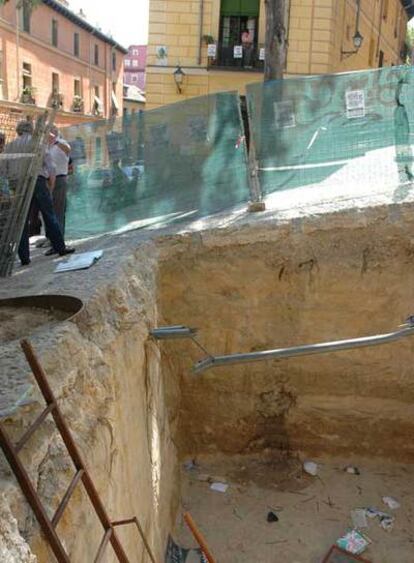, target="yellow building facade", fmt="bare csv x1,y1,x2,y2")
146,0,411,109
